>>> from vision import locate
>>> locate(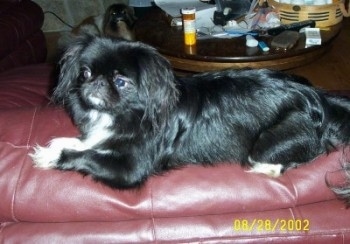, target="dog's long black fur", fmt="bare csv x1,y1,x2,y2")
31,35,350,203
